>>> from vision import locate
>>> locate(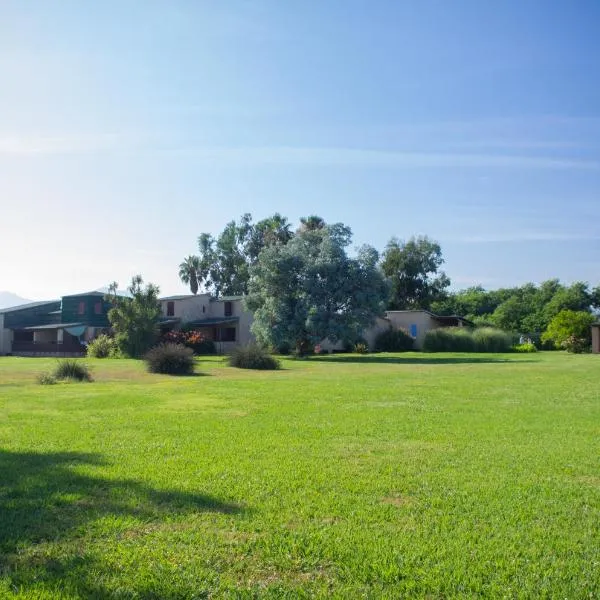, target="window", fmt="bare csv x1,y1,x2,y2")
202,305,206,313
410,324,418,338
78,301,85,315
166,301,175,317
94,302,102,315
224,301,233,317
222,327,236,342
